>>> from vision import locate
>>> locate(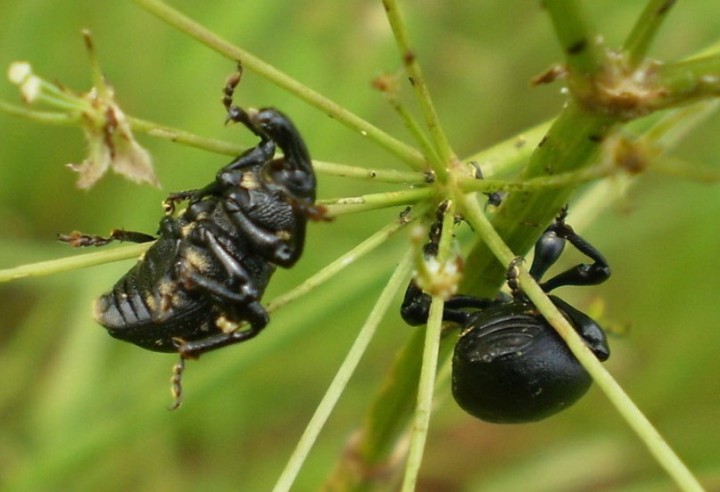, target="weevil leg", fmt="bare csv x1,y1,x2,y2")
58,229,156,247
539,213,611,292
174,301,269,359
401,201,499,327
549,295,610,361
168,356,185,411
177,221,273,304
